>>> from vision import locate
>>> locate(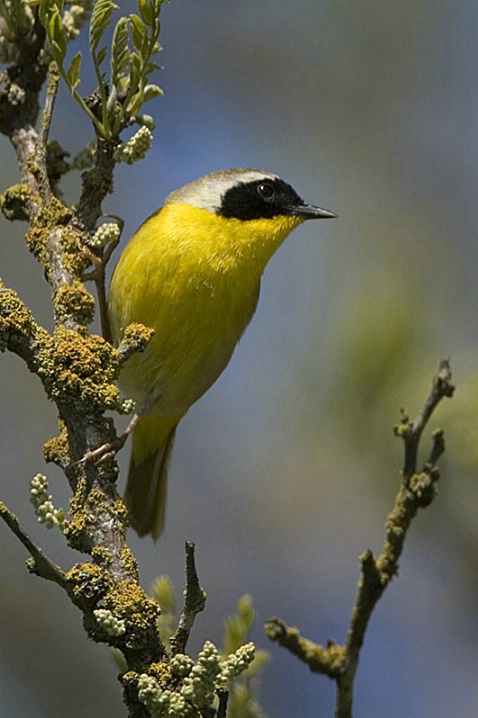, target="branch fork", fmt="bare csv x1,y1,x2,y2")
265,360,455,718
